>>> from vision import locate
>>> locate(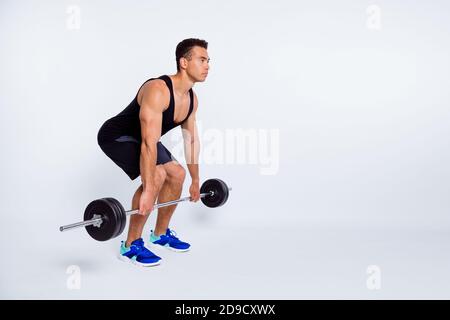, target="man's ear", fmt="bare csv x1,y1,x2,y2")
179,57,188,70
